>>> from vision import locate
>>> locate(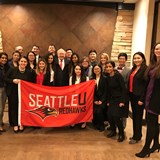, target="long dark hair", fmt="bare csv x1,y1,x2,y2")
72,64,86,84
45,53,55,72
132,52,147,70
145,42,160,78
68,53,80,75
